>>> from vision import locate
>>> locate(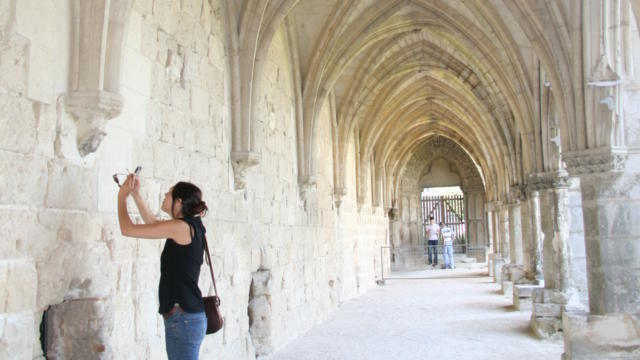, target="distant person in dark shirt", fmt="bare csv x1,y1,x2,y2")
426,216,440,267
117,173,209,360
